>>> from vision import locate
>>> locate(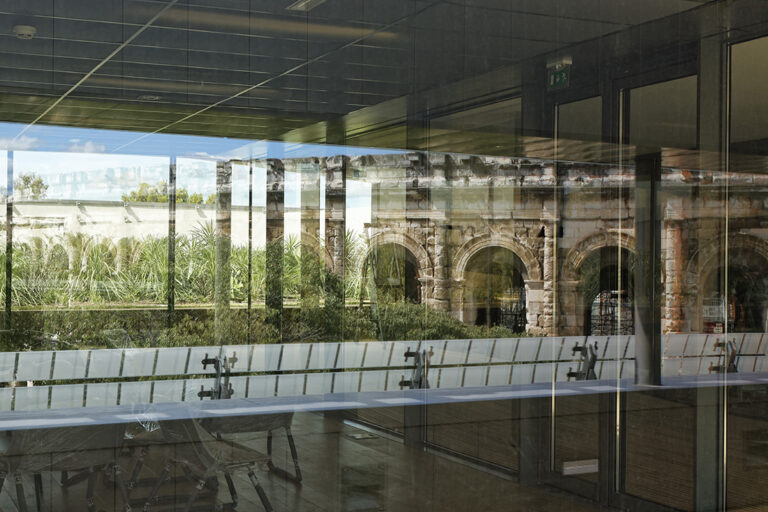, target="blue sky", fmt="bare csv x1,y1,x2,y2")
0,122,399,160
0,122,379,231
